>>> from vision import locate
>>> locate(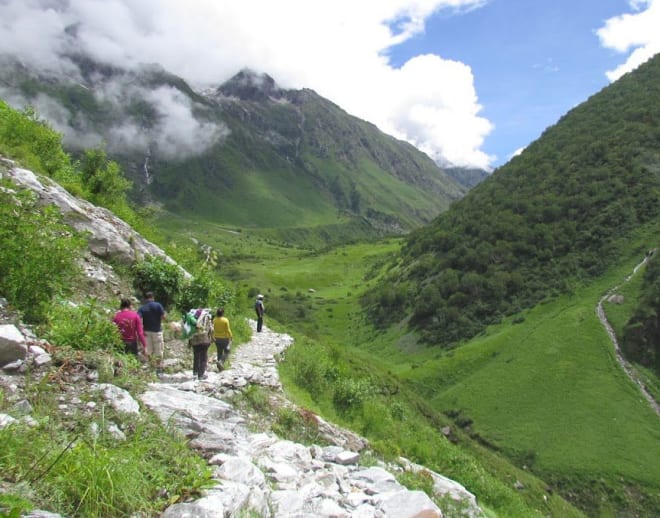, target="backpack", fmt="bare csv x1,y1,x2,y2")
183,308,214,346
